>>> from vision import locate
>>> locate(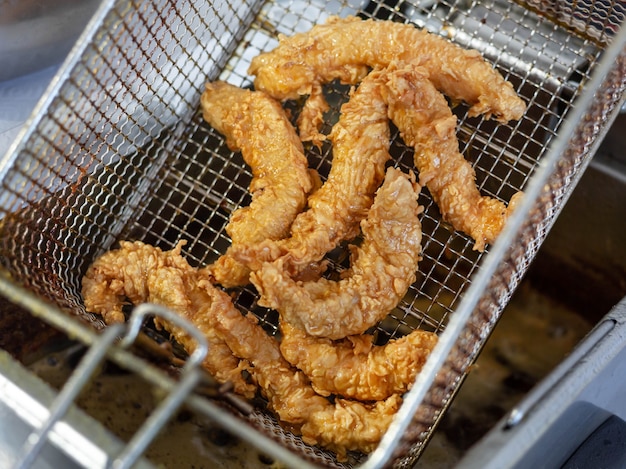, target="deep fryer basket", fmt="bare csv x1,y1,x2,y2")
0,0,625,467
